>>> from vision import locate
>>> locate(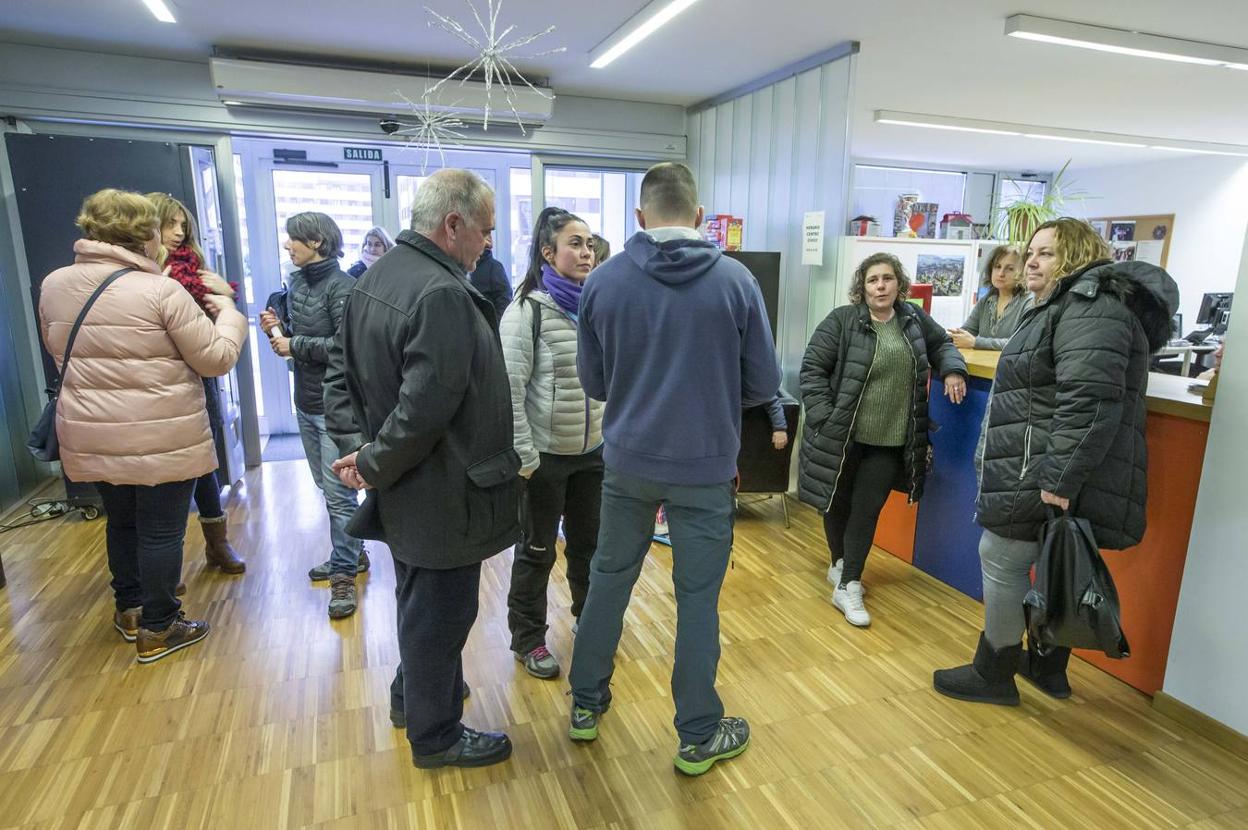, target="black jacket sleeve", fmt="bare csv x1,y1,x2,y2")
323,300,367,457
800,311,843,430
920,309,969,379
290,277,351,367
1038,297,1132,499
355,286,476,490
